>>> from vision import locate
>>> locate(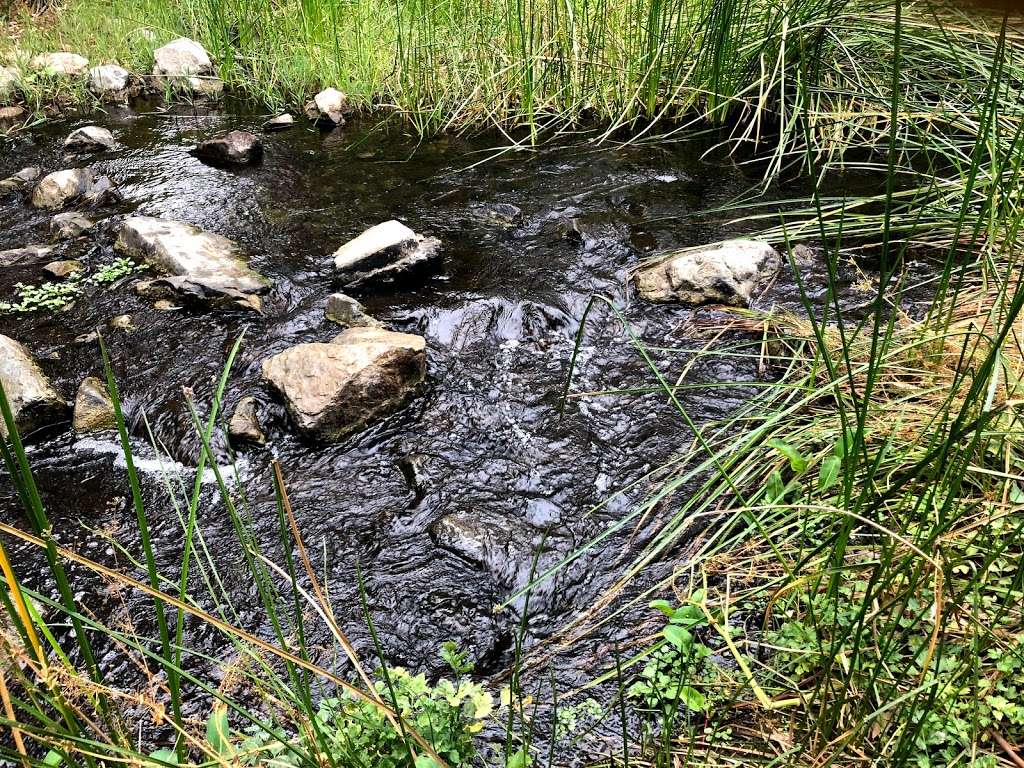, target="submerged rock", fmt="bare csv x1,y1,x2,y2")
228,396,266,446
50,211,94,240
64,125,116,152
0,167,40,193
325,292,382,328
193,131,262,166
263,113,294,132
633,239,779,307
32,169,117,210
304,88,349,127
115,216,269,310
0,335,66,439
0,245,53,267
430,510,533,577
261,327,426,441
153,37,212,77
333,220,442,289
43,260,83,278
31,52,89,77
88,64,130,94
72,376,117,433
